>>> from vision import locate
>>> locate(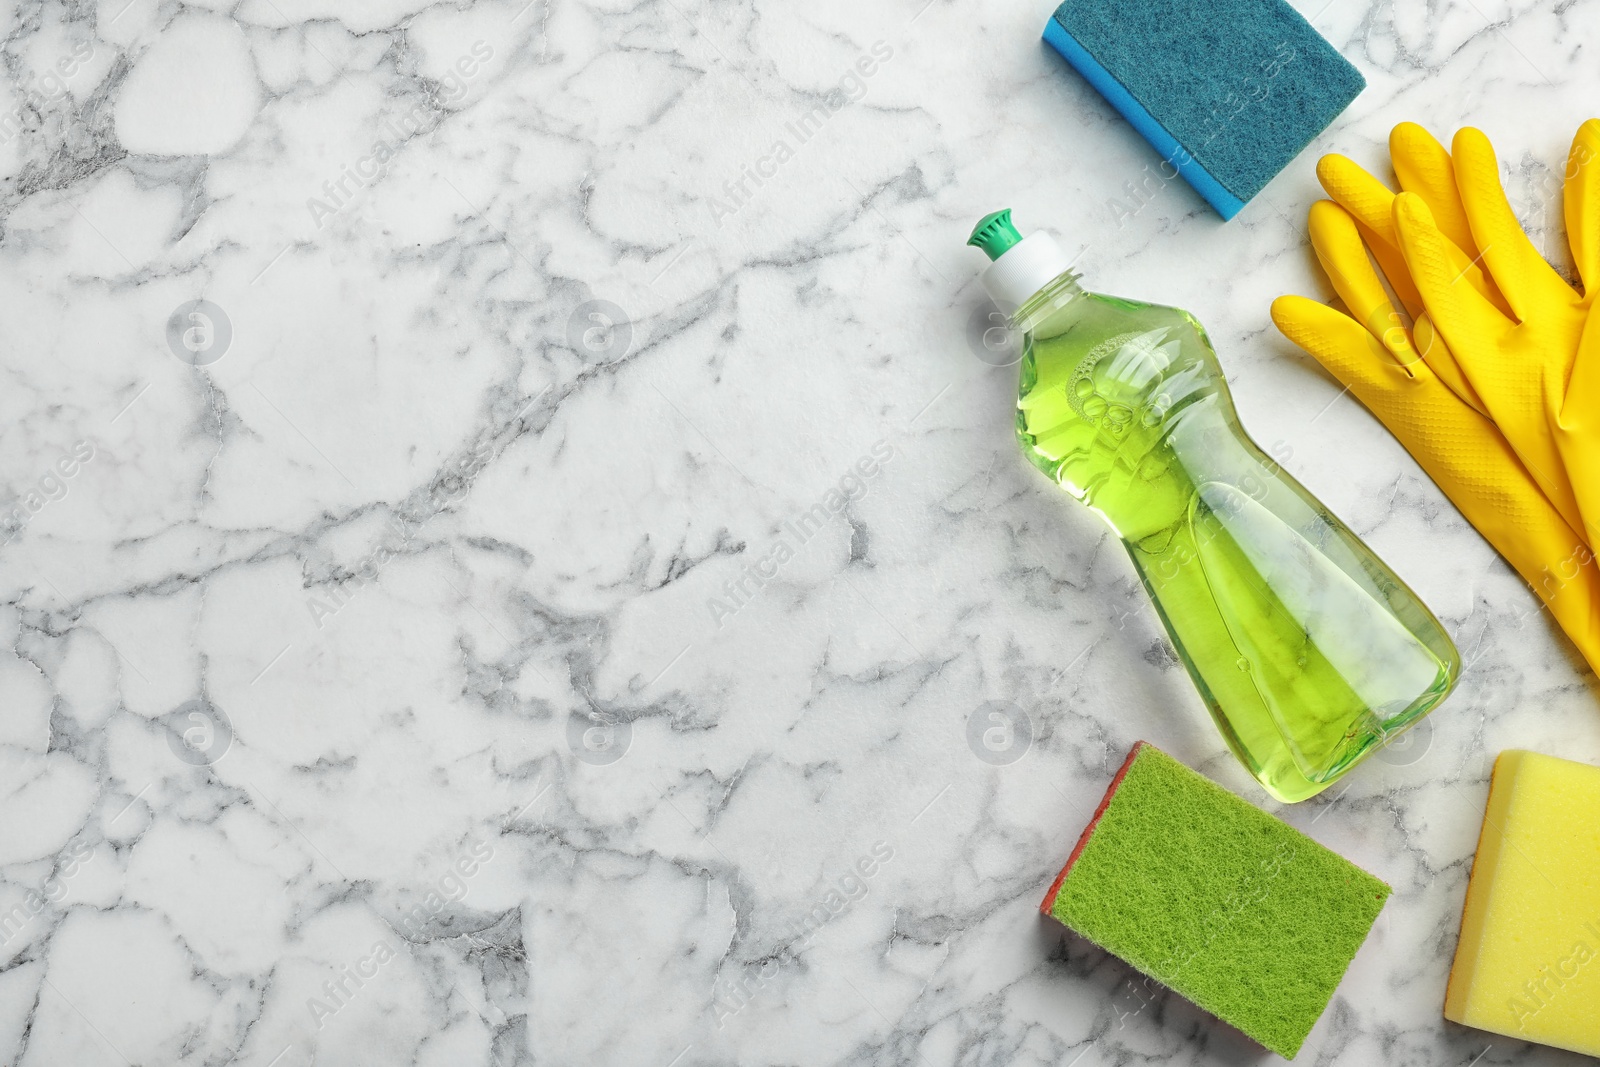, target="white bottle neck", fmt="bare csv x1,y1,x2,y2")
979,231,1075,315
